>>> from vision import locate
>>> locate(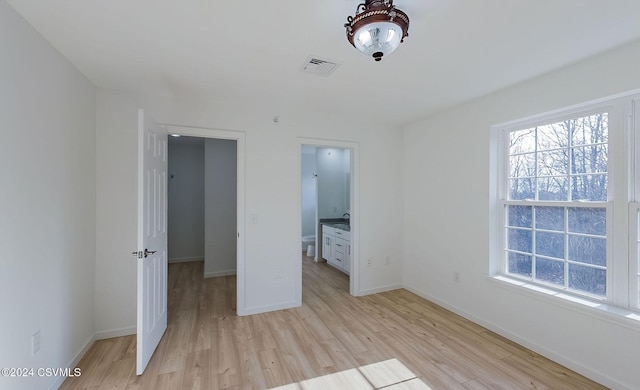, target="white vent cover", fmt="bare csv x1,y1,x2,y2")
300,56,340,77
